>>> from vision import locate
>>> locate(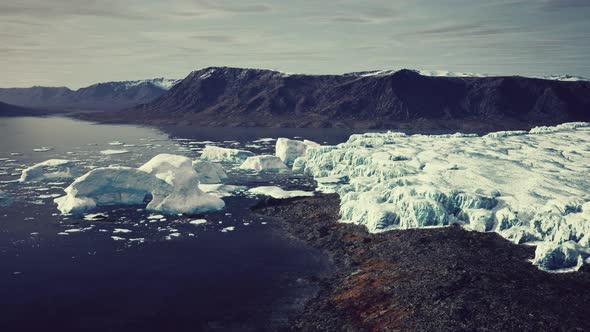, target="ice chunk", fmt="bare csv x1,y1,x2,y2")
192,160,228,184
248,186,314,199
100,150,129,155
533,241,589,271
275,138,320,164
54,167,170,215
189,219,207,225
137,154,225,214
239,155,288,171
83,213,108,221
19,159,76,183
200,146,254,163
253,138,276,143
33,147,53,152
199,184,245,198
